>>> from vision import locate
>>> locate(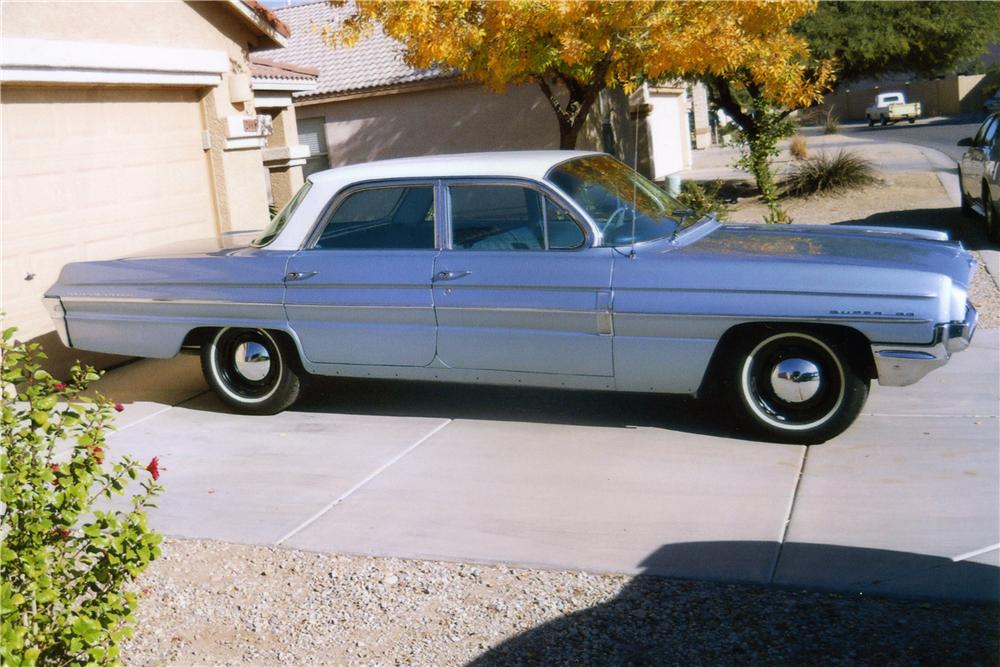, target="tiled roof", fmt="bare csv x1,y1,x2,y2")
250,56,319,81
253,1,449,100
